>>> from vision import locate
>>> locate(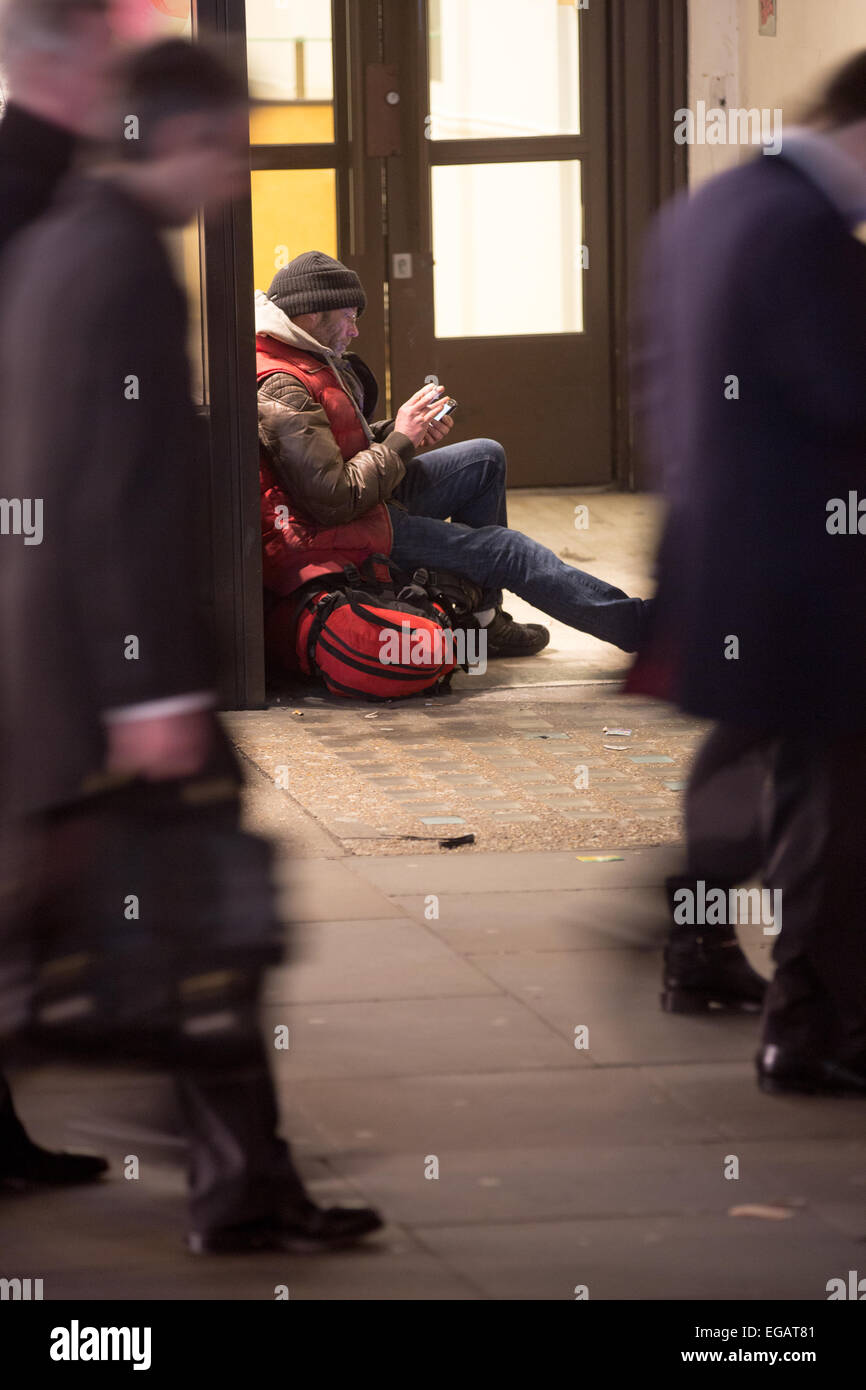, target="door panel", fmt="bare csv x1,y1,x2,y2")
384,0,612,488
428,0,581,140
431,160,584,338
